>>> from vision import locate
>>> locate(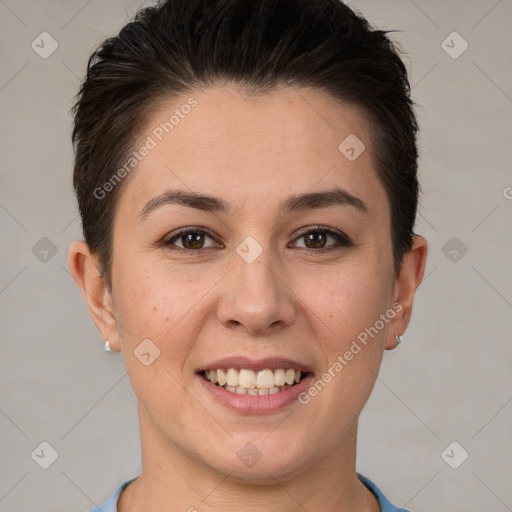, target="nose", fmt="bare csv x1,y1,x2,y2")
215,244,297,336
